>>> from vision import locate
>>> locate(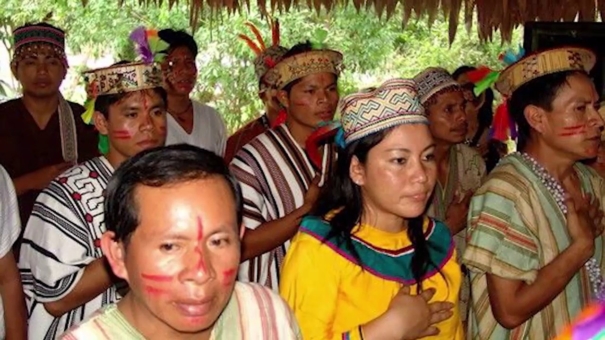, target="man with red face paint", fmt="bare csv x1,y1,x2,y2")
59,144,301,339
19,56,168,339
463,47,605,339
158,29,227,156
230,41,342,290
414,67,487,328
0,23,98,231
224,19,288,163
